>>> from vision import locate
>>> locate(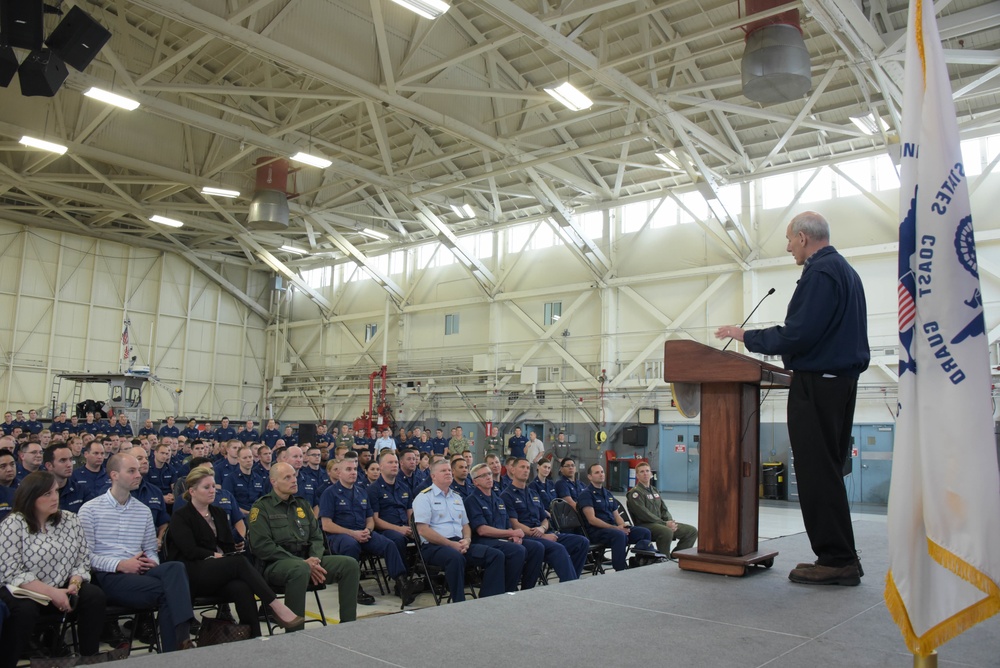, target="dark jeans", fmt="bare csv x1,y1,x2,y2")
184,555,276,637
93,562,193,652
0,582,106,668
787,371,858,567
